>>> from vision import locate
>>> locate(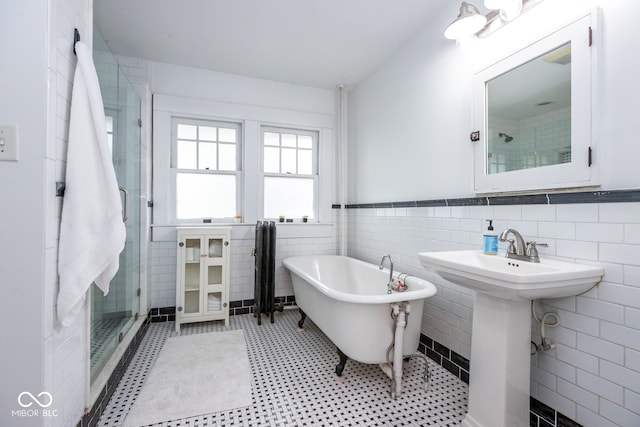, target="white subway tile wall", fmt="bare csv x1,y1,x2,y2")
149,233,338,308
43,1,92,426
347,202,640,427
